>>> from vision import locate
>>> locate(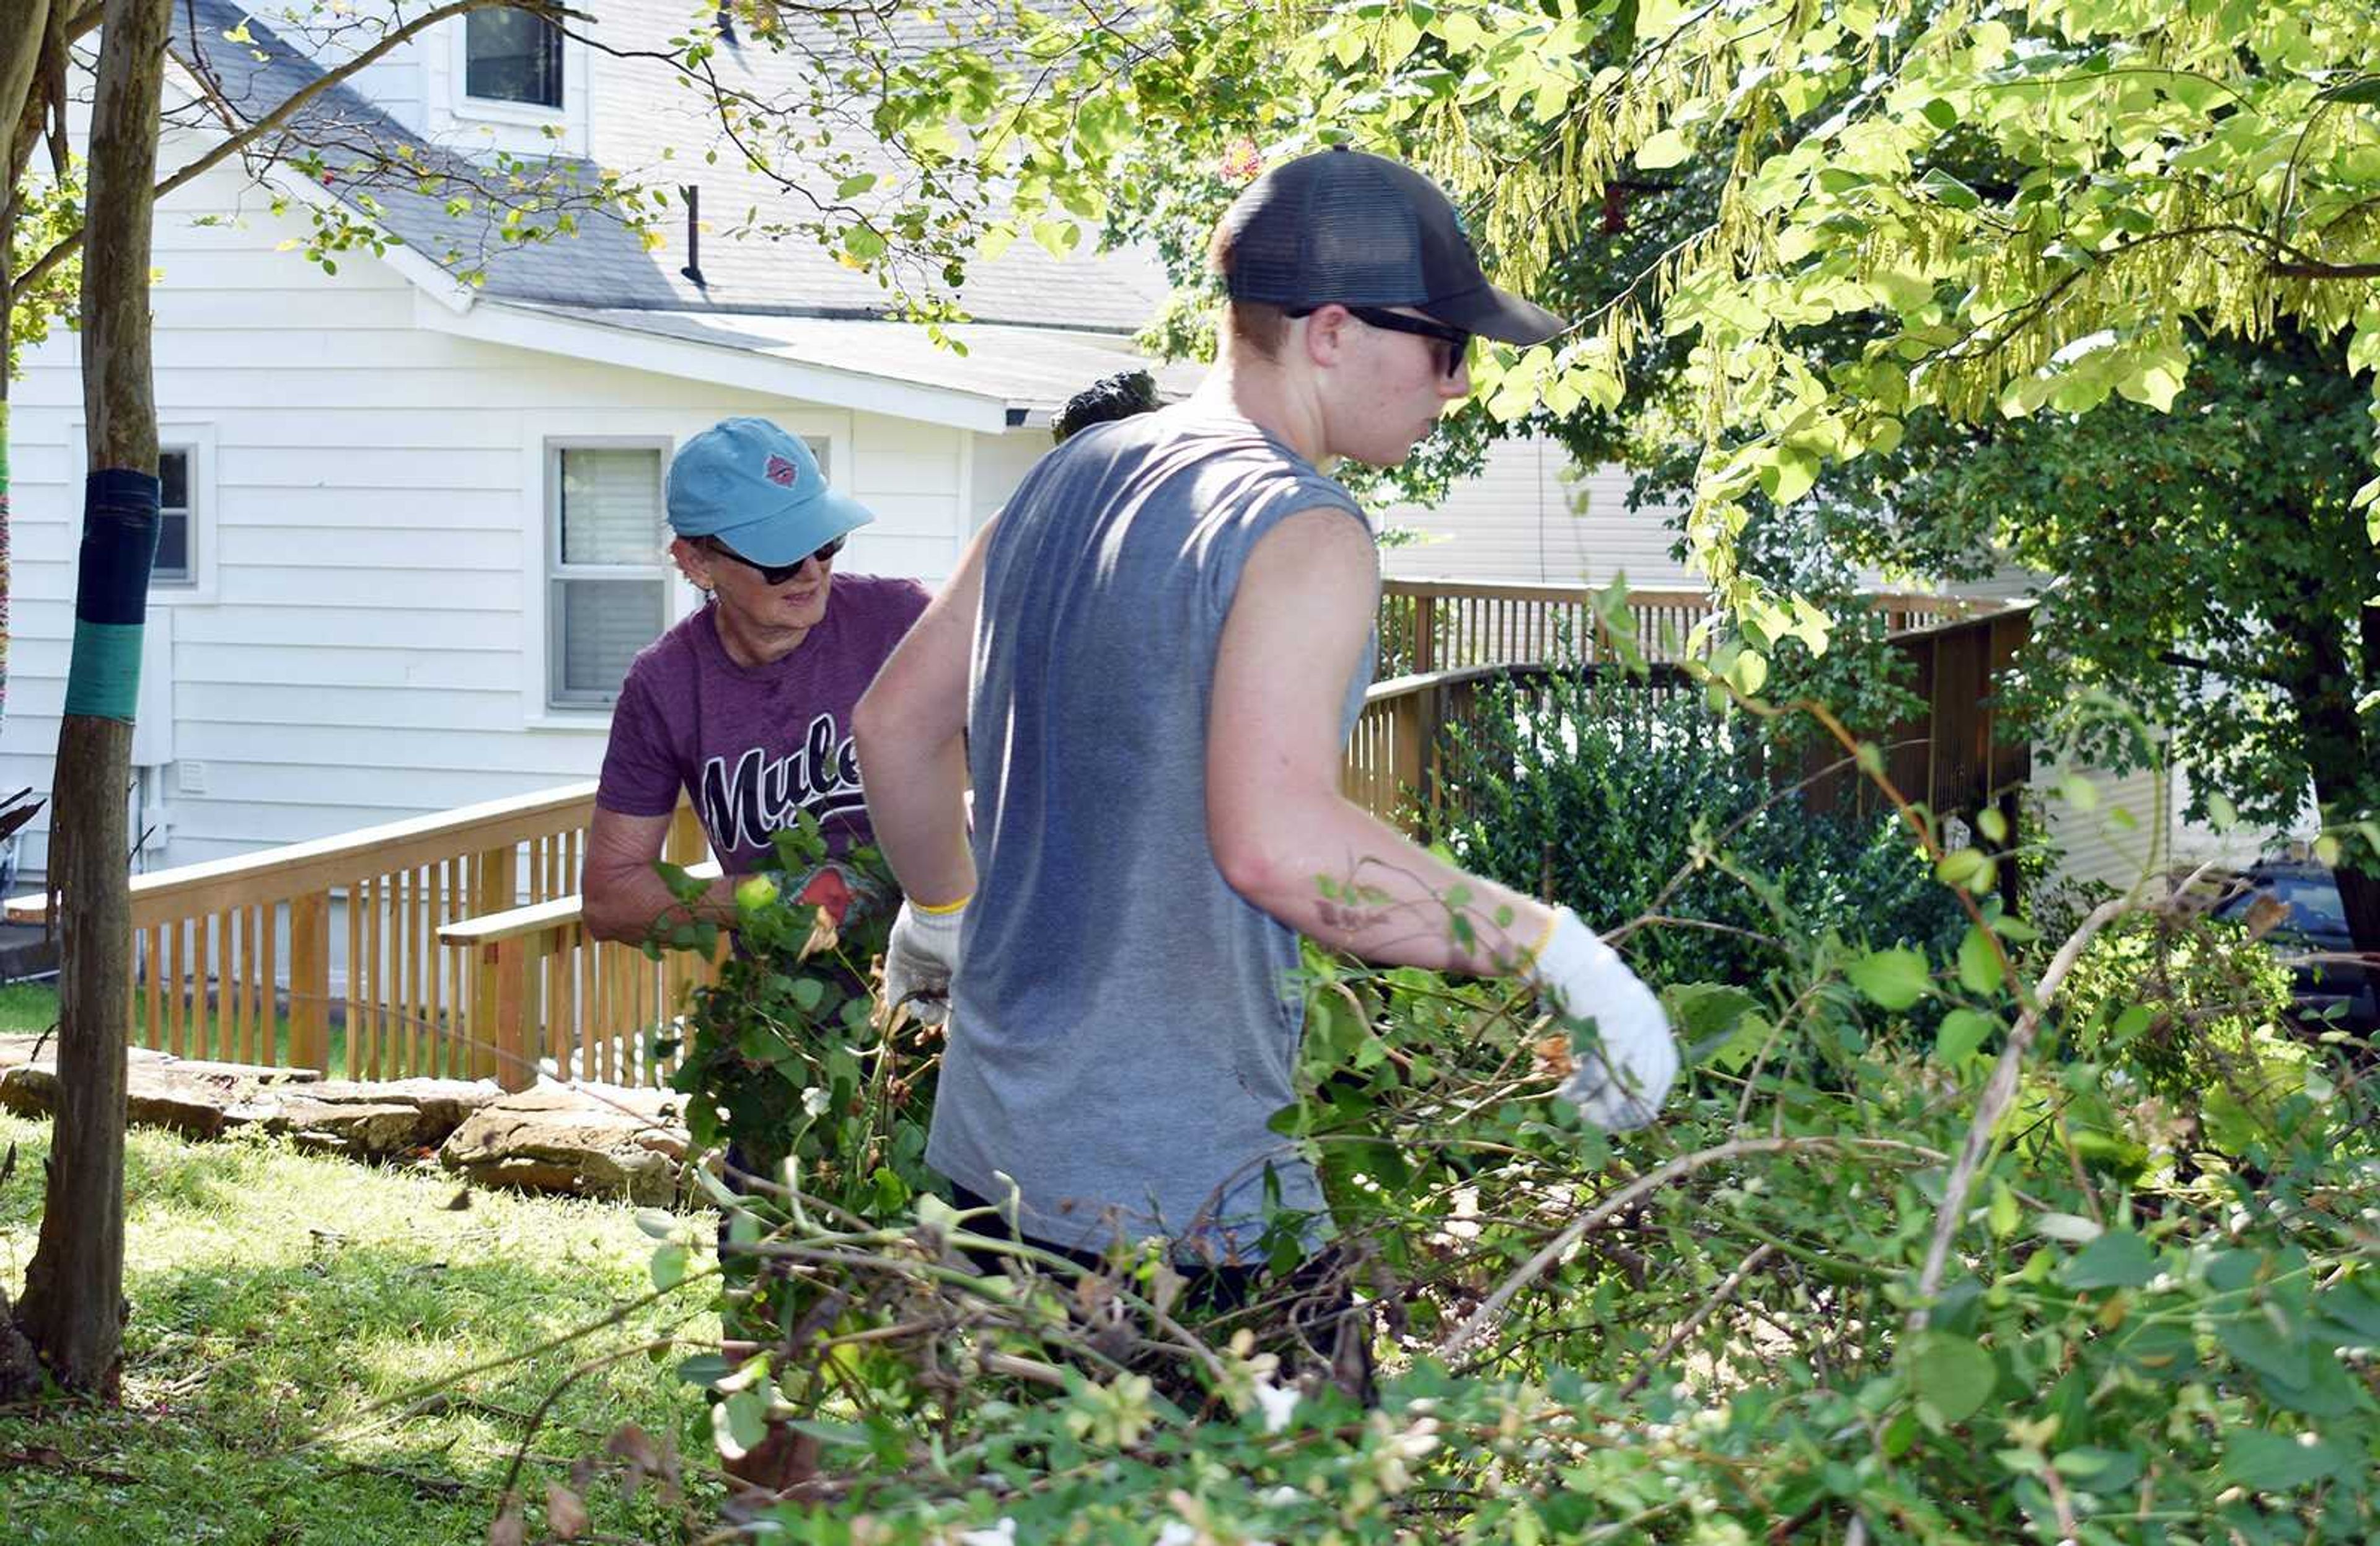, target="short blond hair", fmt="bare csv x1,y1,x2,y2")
1206,222,1290,360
